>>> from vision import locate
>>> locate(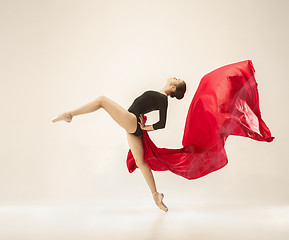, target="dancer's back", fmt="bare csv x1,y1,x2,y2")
128,90,168,130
